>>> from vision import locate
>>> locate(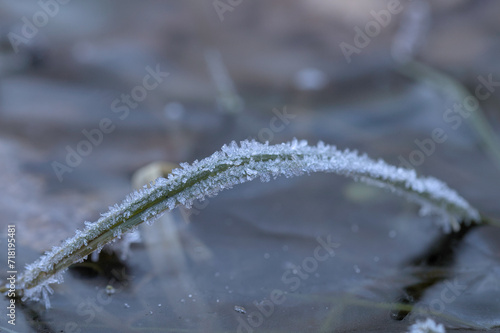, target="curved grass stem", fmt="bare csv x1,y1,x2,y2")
6,139,483,307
